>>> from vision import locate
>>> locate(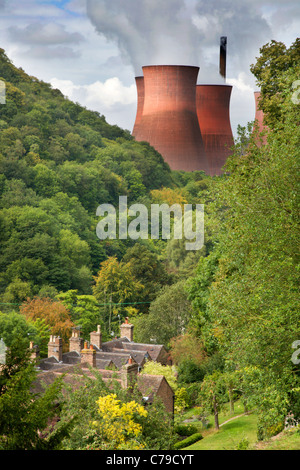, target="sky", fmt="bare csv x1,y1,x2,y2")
0,0,299,136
